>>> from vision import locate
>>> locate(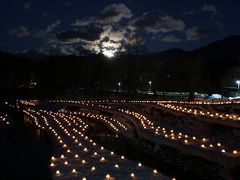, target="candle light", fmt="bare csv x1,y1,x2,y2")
55,170,61,176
